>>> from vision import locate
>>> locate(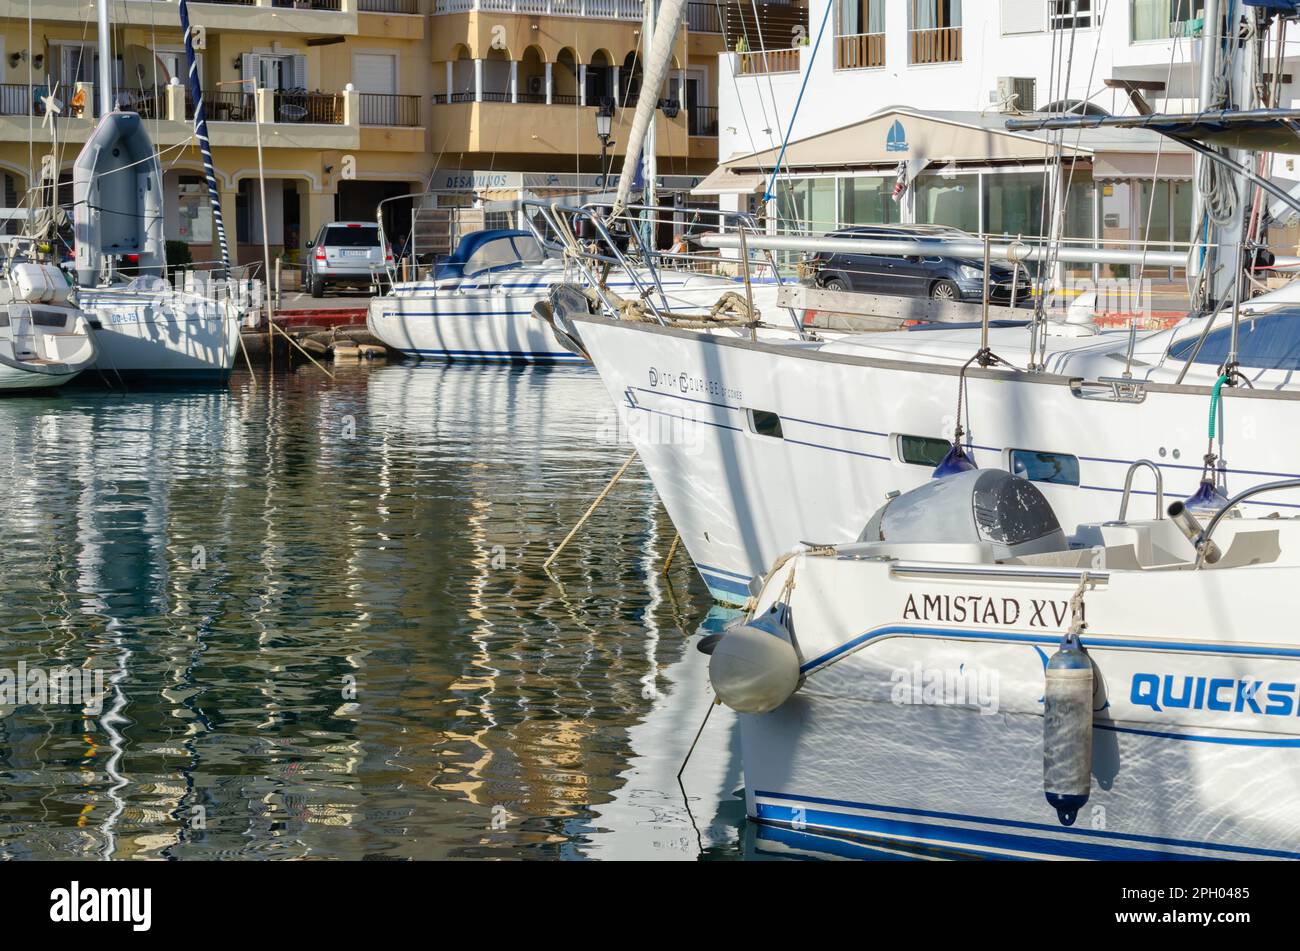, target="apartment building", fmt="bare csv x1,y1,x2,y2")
710,0,1300,268
0,0,729,265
